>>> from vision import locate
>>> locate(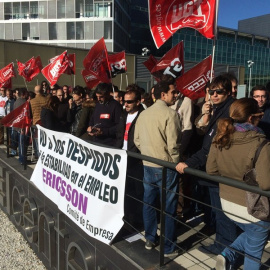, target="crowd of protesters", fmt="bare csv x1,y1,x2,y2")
0,73,270,268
